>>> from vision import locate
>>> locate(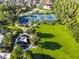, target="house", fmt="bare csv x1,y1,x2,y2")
0,0,5,3
42,0,52,9
32,0,40,5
